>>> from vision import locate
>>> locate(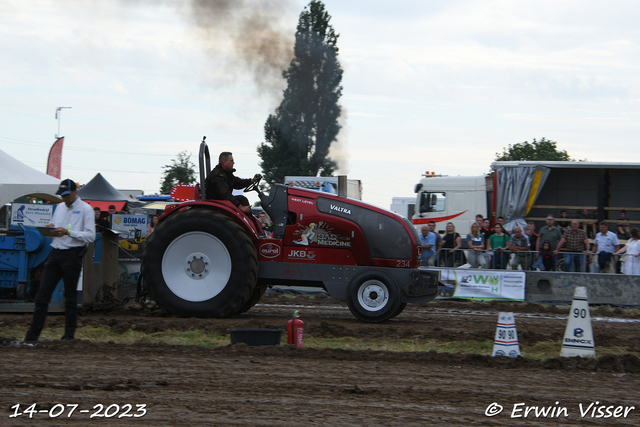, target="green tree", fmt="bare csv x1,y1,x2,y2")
258,0,343,185
495,137,572,161
159,151,196,194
